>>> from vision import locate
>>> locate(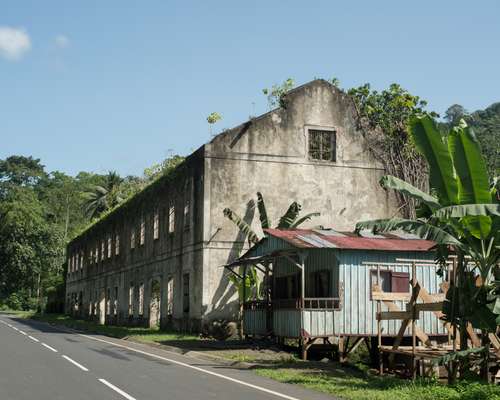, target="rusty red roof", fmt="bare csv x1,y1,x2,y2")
263,228,435,252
